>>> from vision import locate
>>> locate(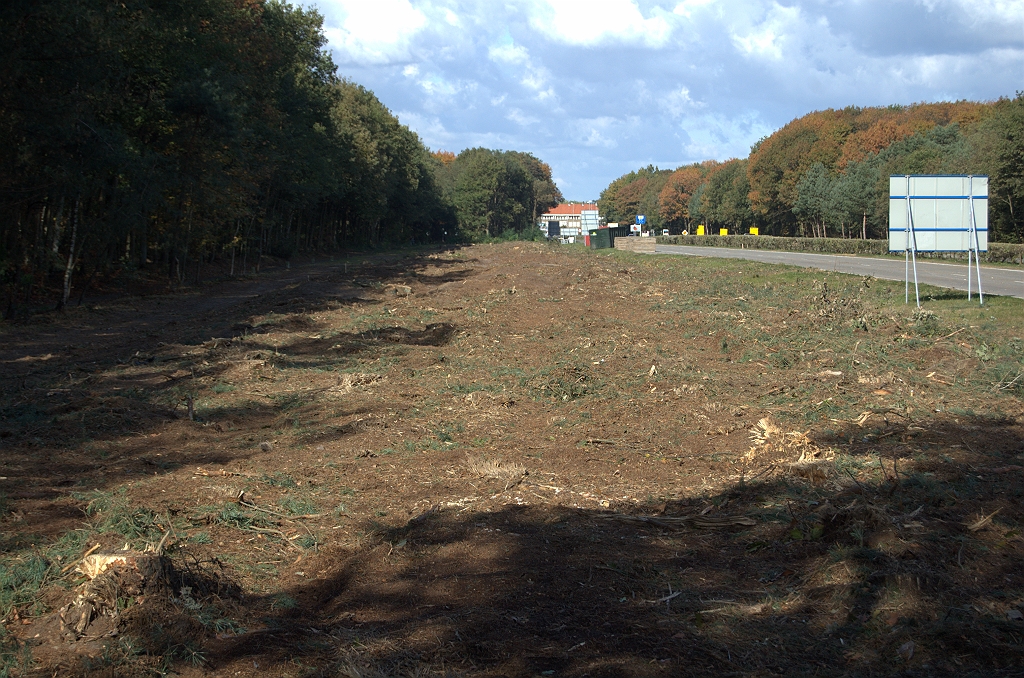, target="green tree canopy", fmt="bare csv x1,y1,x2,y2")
0,0,559,315
451,149,534,240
